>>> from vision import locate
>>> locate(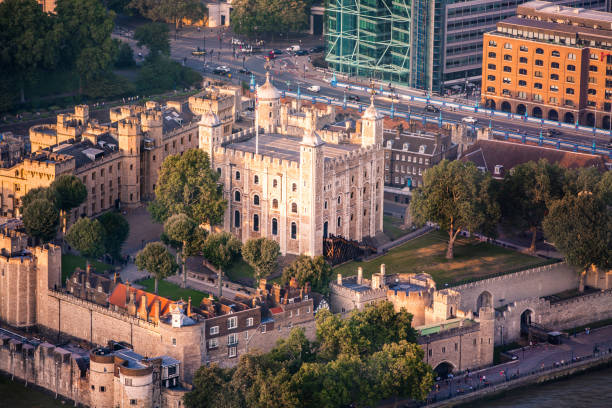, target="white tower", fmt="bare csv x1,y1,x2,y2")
256,71,281,133
198,110,222,166
361,94,384,147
